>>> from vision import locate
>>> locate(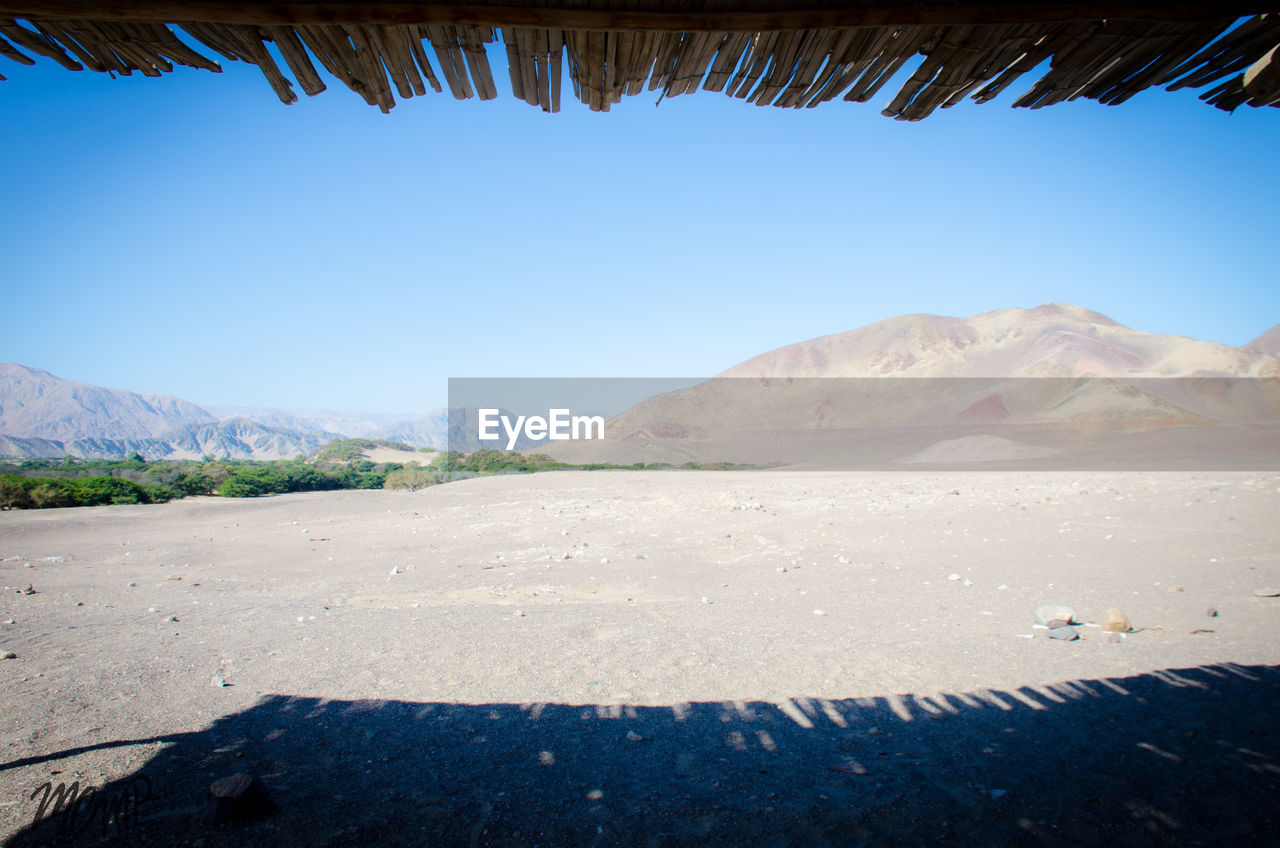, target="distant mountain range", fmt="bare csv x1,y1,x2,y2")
0,363,448,460
3,304,1276,462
